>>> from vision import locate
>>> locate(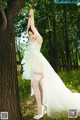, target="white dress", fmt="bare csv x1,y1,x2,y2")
21,39,80,118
